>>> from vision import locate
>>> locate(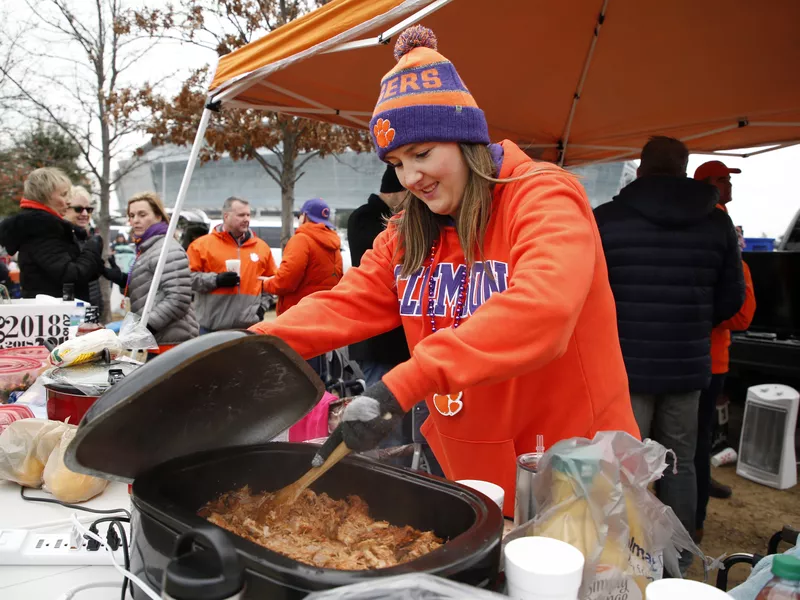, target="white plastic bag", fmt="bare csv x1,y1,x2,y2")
0,418,71,487
48,312,157,368
43,426,108,503
49,329,123,367
505,431,714,600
